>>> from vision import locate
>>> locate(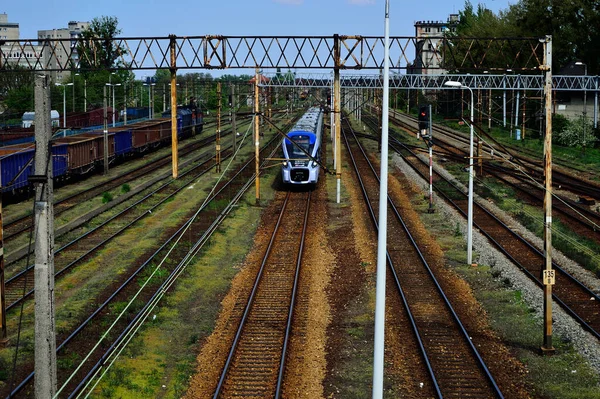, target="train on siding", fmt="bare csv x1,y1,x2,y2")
0,104,203,198
281,107,324,185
